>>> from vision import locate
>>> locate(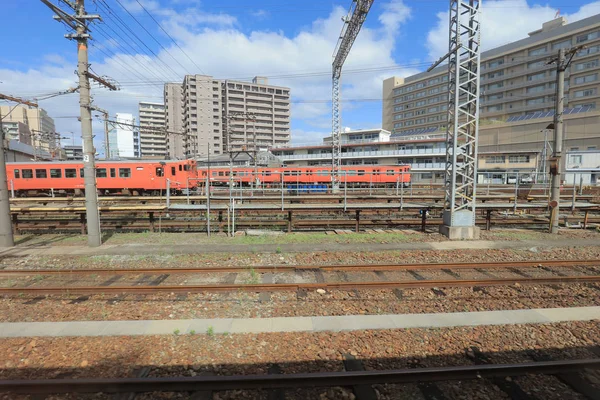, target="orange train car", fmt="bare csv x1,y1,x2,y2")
6,159,197,196
199,165,411,187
